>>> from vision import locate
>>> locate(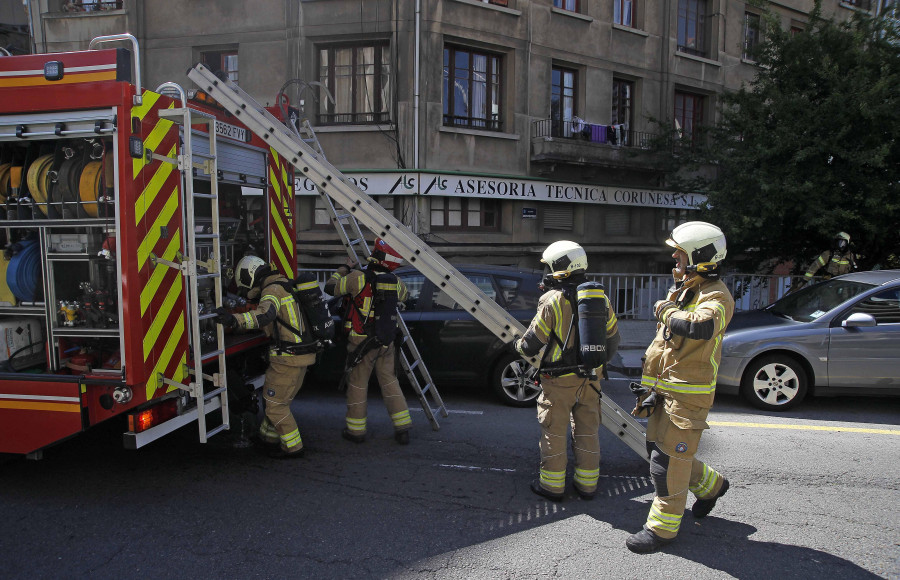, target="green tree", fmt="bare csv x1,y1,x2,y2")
668,3,900,272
